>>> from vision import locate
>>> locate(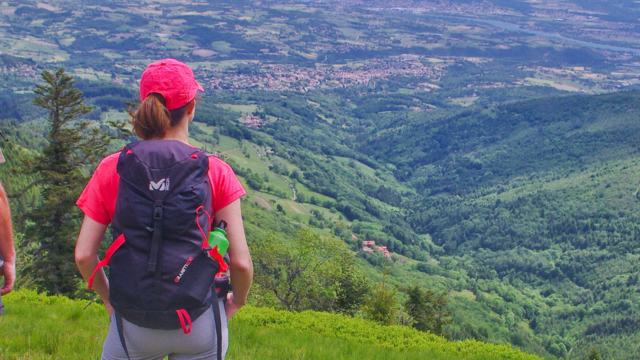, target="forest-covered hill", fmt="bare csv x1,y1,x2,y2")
218,89,640,359
359,91,640,358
